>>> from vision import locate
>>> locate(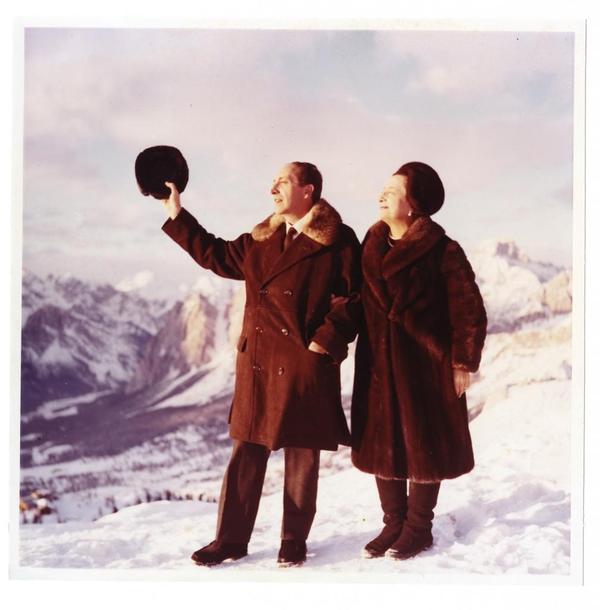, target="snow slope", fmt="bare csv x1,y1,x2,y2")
19,374,571,575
